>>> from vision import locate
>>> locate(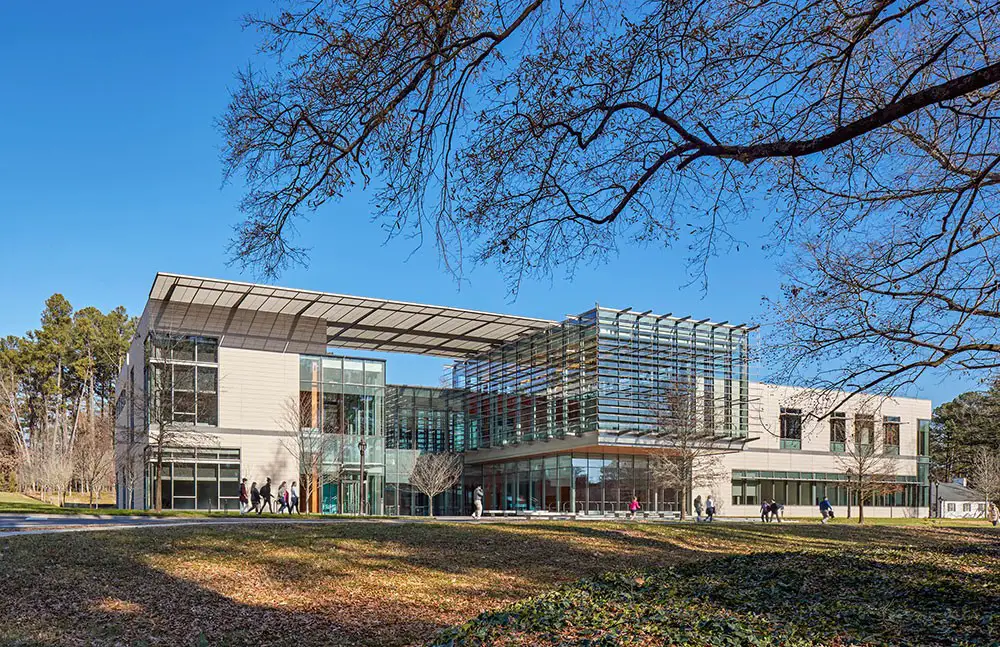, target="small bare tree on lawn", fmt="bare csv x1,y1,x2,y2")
279,395,345,513
837,413,900,525
649,383,725,520
409,453,463,517
970,447,1000,516
75,415,115,508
